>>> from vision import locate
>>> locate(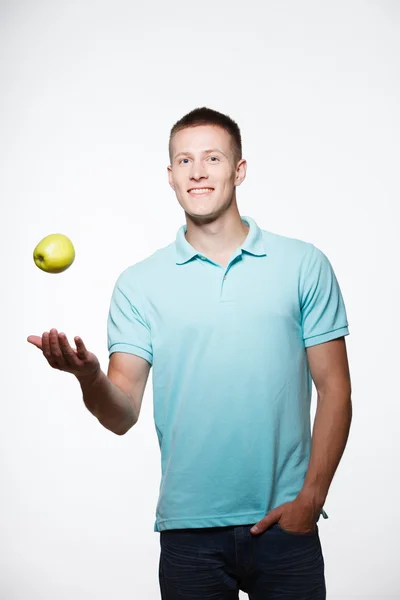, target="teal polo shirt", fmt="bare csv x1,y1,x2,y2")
107,216,349,532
